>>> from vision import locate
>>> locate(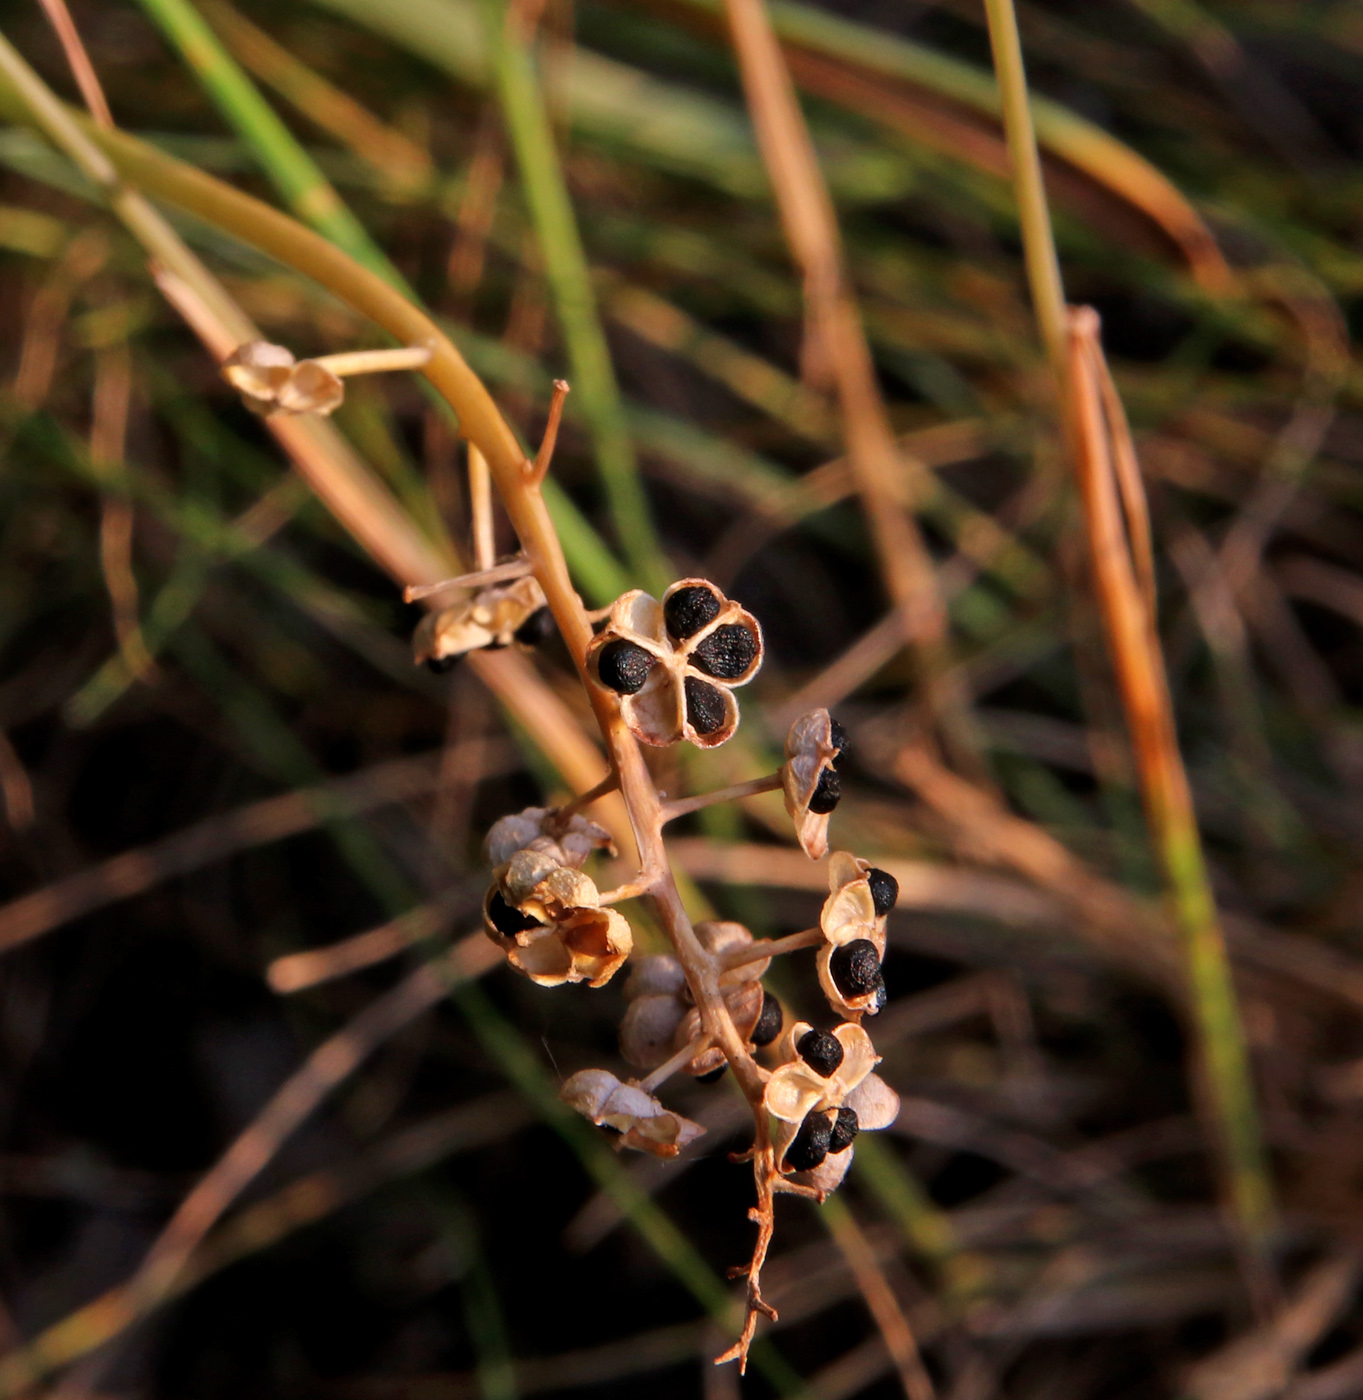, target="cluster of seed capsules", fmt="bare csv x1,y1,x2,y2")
461,578,899,1189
